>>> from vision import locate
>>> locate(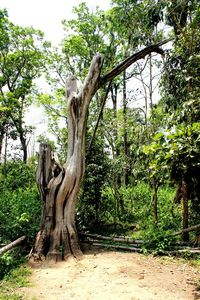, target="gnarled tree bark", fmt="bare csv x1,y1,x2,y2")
30,40,171,262
30,55,104,262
